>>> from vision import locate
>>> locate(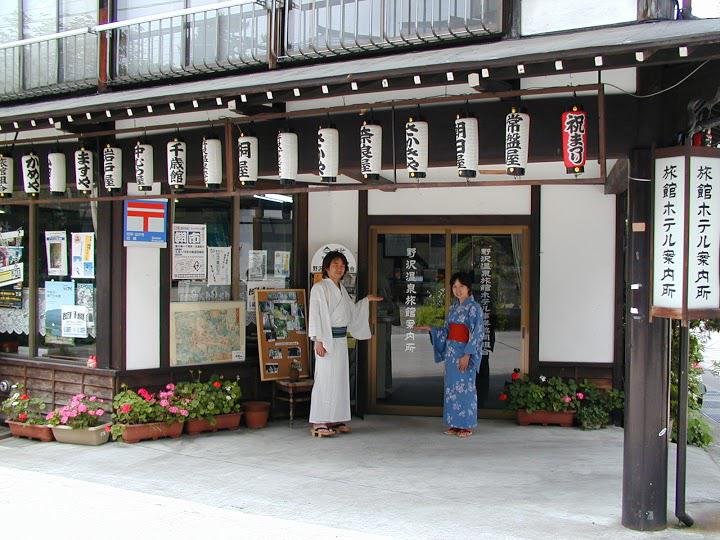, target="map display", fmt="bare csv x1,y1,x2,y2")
170,301,246,366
